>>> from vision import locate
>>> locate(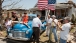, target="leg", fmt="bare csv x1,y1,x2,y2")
59,38,67,43
35,28,40,43
33,27,40,43
48,27,50,36
52,27,58,42
46,26,50,36
49,28,52,42
33,33,35,43
46,27,48,36
33,27,36,43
